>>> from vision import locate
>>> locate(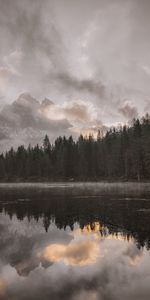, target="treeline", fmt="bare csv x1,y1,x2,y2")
0,114,150,181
